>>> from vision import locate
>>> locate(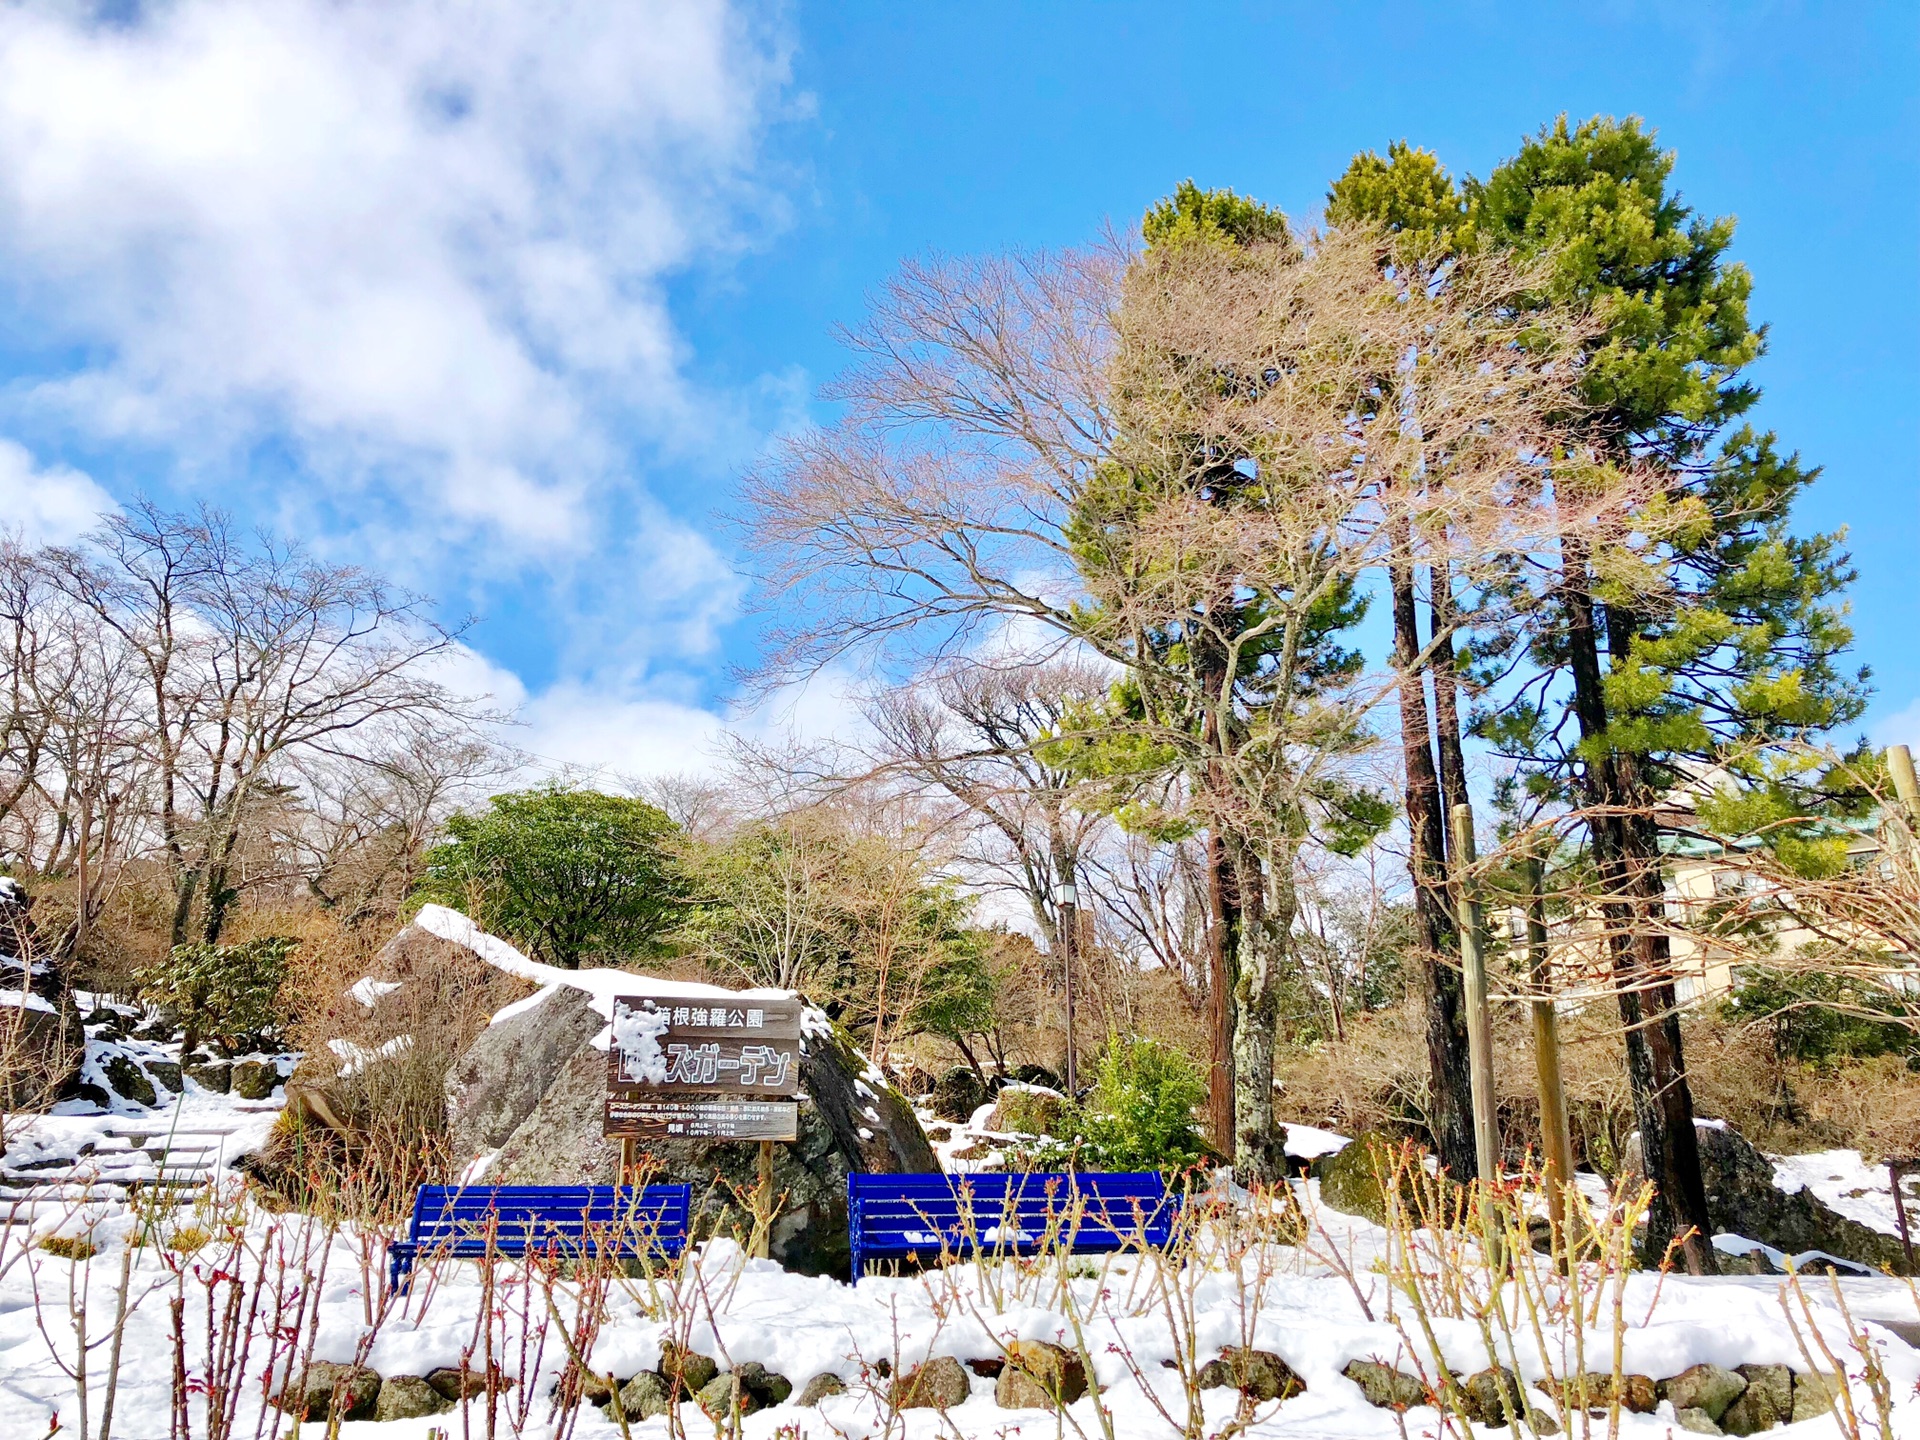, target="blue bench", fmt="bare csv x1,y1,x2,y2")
389,1184,692,1292
847,1171,1181,1279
